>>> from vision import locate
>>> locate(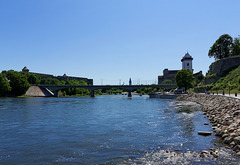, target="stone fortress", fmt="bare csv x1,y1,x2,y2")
22,66,93,85
158,52,202,84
